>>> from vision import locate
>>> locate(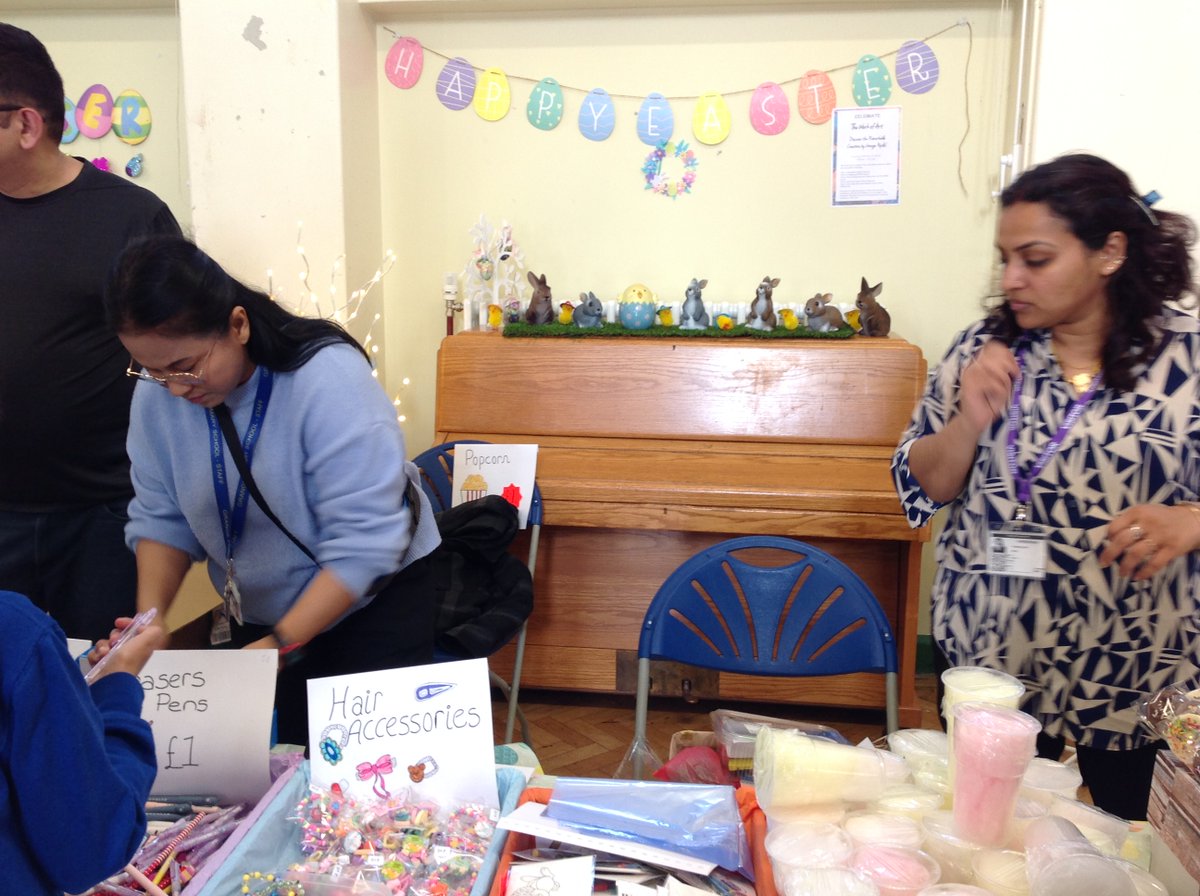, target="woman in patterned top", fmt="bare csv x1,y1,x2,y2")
892,154,1198,819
